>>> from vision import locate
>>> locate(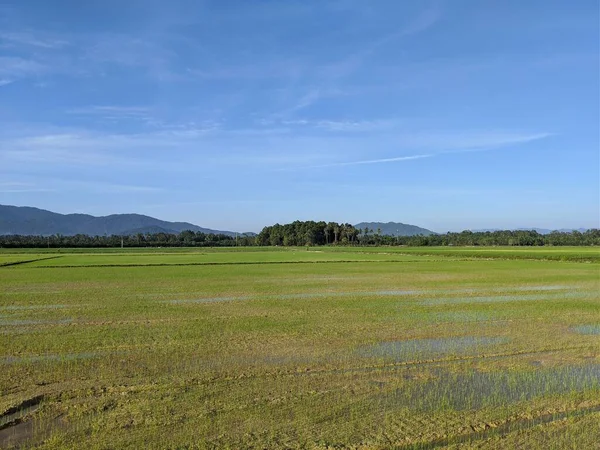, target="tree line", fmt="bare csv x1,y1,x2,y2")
0,223,598,248
0,231,255,248
370,229,600,247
